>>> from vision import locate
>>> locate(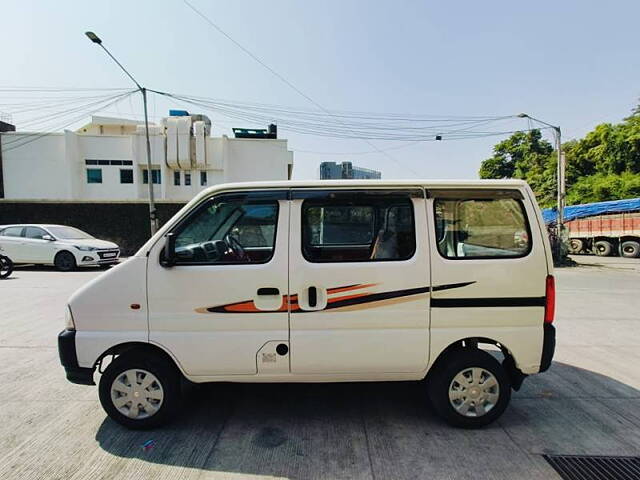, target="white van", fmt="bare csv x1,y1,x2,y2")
58,180,556,429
